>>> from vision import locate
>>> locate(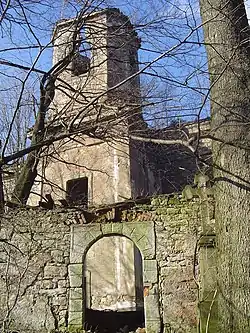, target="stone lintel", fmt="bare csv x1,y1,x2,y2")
70,221,155,262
